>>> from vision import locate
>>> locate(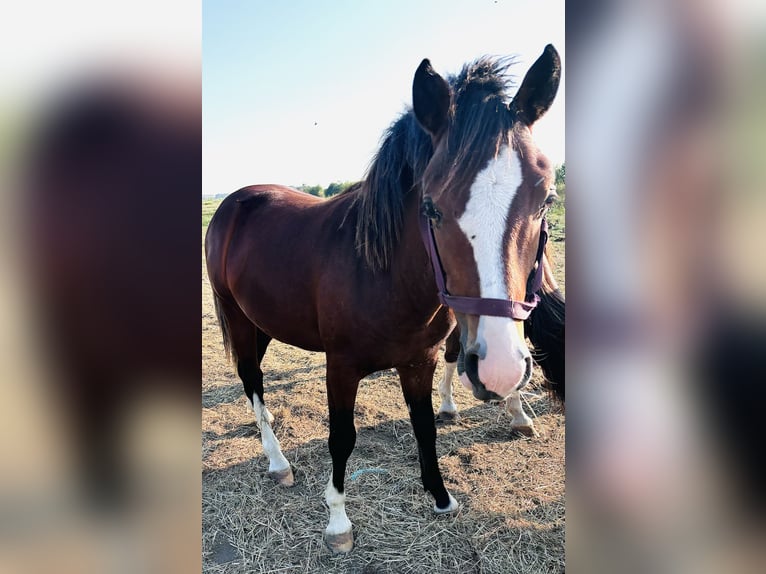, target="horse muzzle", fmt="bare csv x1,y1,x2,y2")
461,349,504,401
457,319,533,401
